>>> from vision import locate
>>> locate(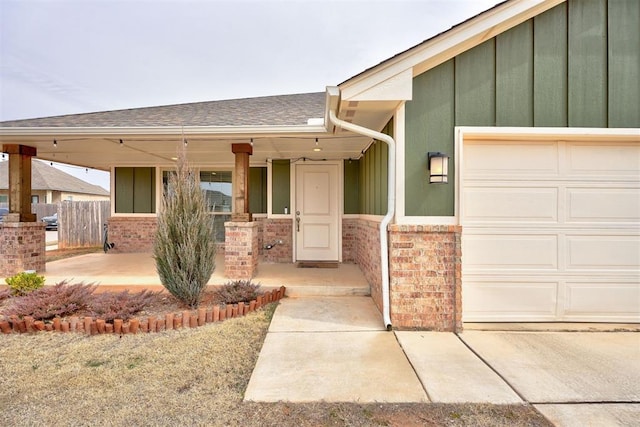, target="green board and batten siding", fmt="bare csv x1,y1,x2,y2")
347,120,391,215
405,0,640,216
